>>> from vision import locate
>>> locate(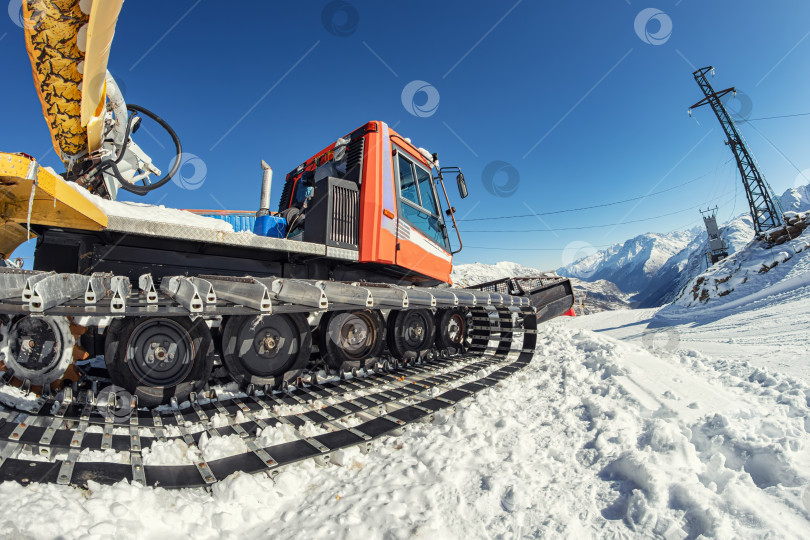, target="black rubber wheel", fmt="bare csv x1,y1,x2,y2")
221,313,311,387
104,317,213,407
318,310,385,371
386,309,436,360
435,308,468,354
